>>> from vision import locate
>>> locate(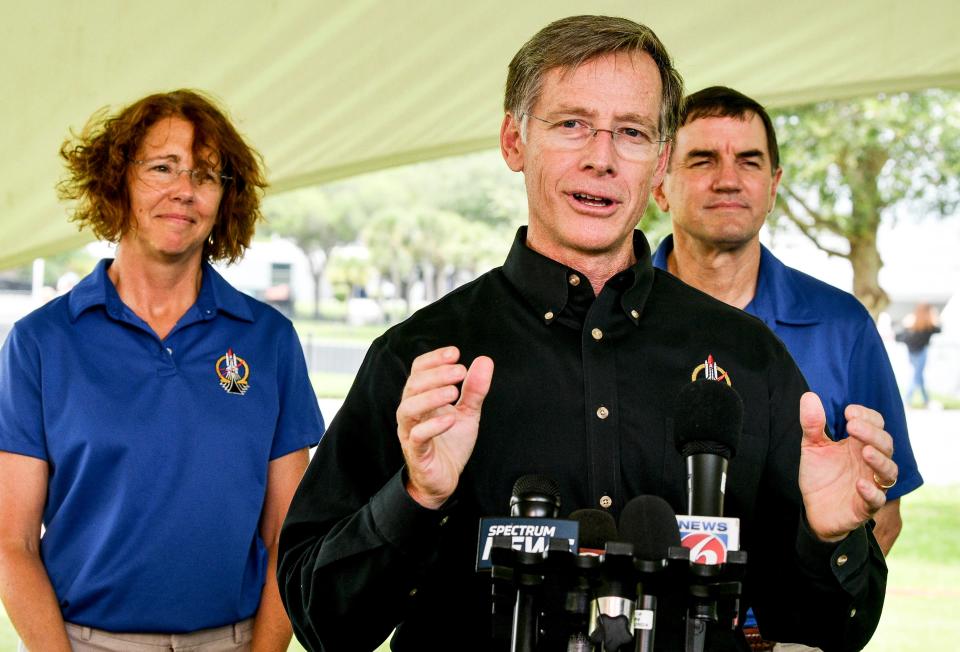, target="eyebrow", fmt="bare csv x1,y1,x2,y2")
139,154,183,163
684,148,766,161
548,105,658,129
